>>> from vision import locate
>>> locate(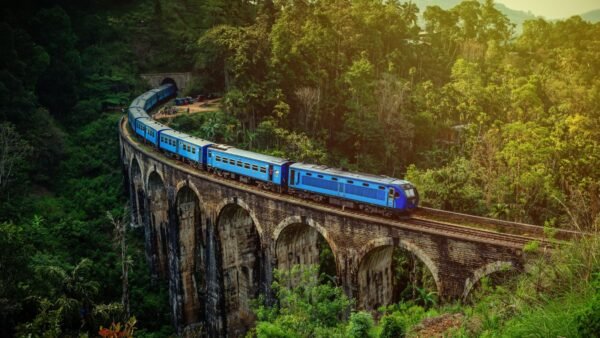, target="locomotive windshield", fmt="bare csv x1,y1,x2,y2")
403,184,416,198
